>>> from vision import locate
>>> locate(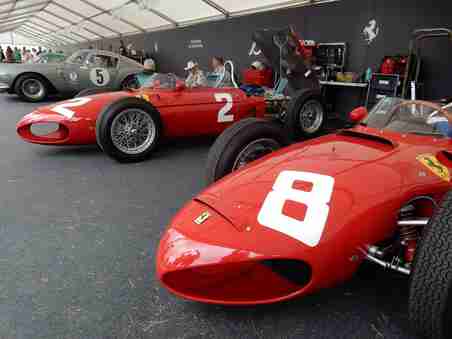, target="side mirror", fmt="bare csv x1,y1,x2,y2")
175,82,185,91
349,106,369,123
